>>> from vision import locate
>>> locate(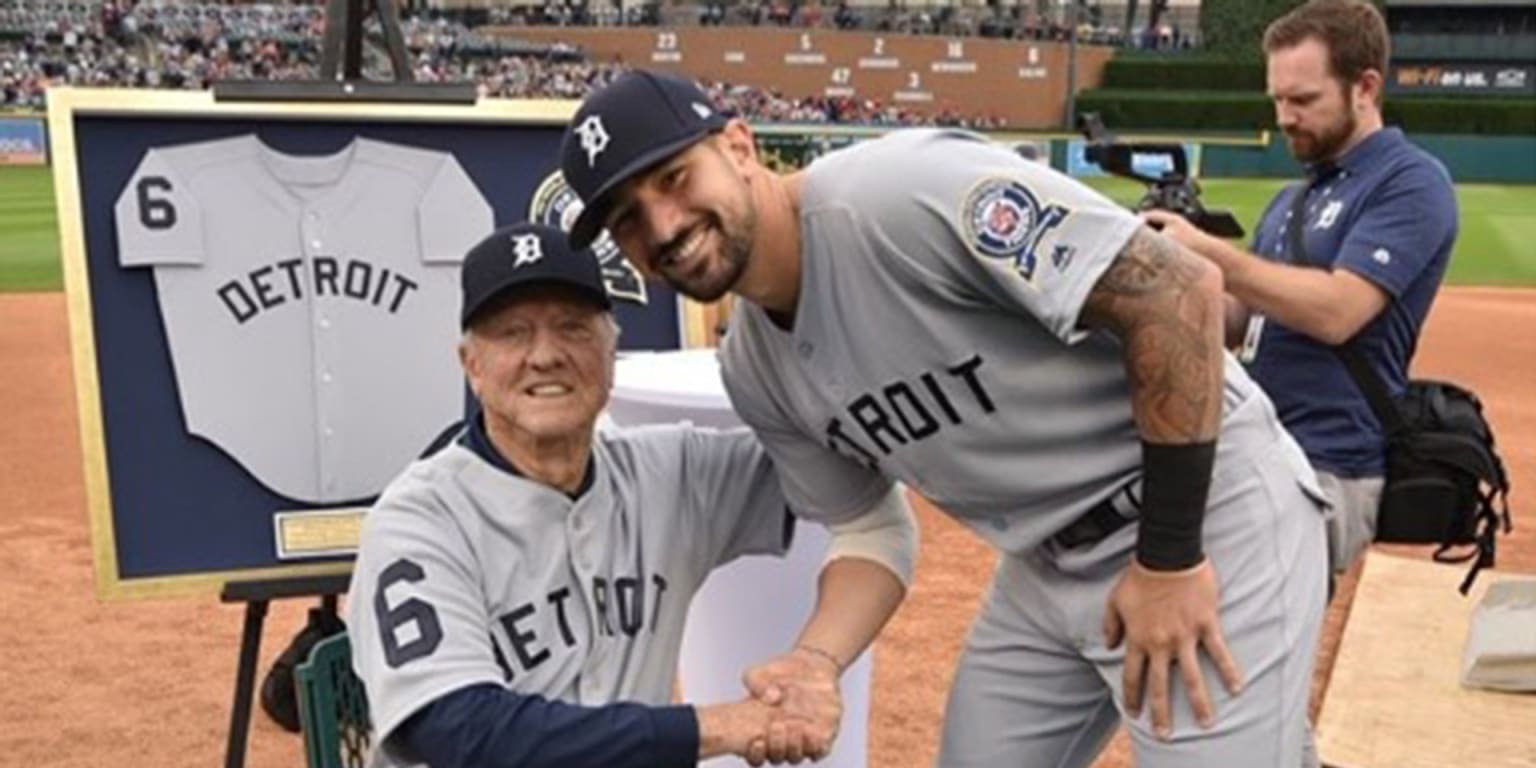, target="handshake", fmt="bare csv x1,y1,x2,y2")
697,645,846,765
